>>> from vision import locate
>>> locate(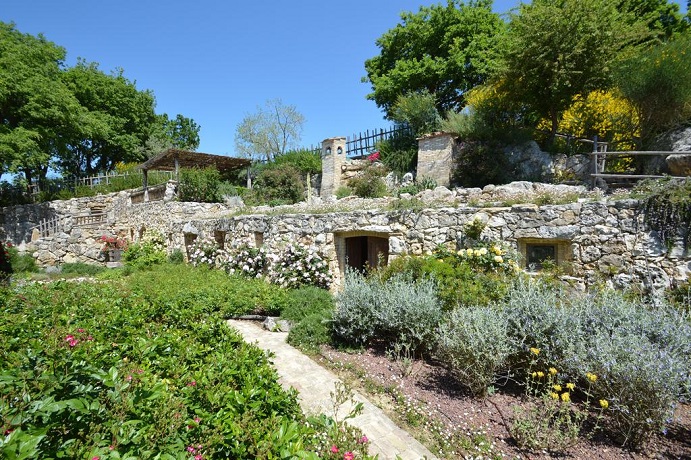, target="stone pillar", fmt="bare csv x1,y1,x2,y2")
416,132,457,188
320,137,347,197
